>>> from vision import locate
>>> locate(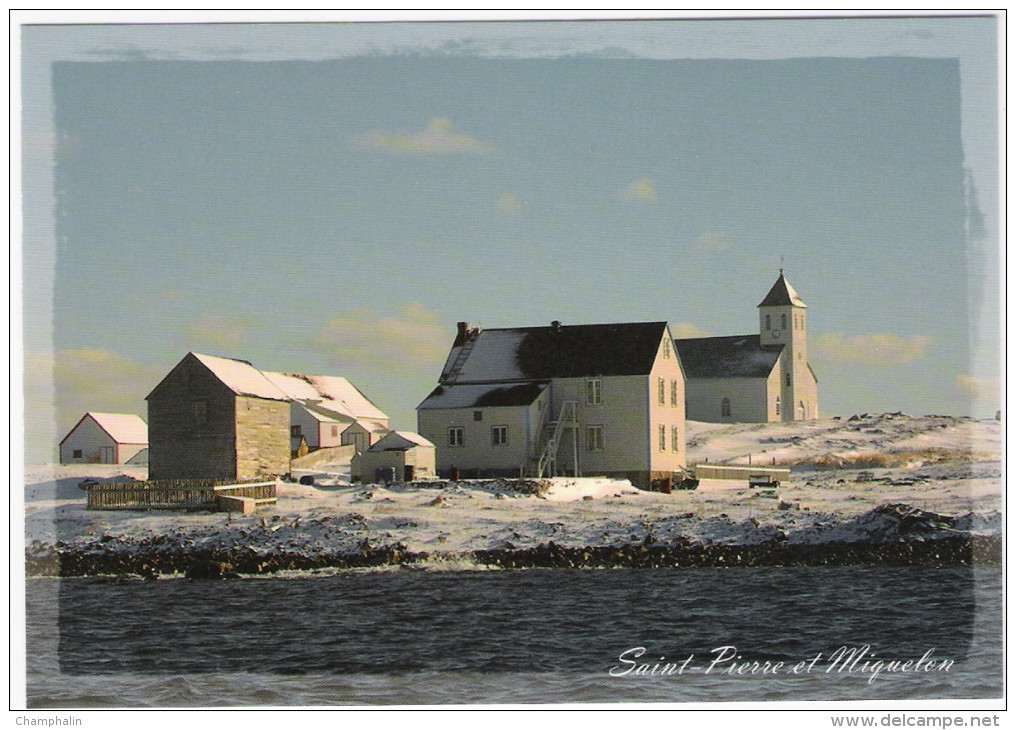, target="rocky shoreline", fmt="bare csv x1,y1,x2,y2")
25,533,1002,580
